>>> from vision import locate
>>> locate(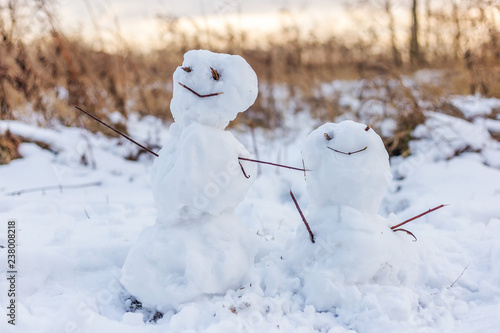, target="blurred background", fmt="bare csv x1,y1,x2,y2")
1,0,499,160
